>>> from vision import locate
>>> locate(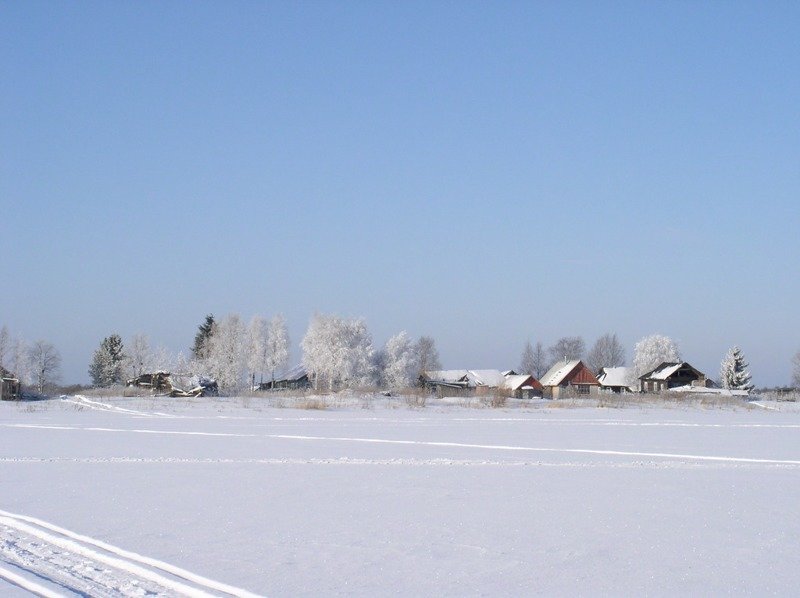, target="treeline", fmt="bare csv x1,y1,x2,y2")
0,326,62,393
